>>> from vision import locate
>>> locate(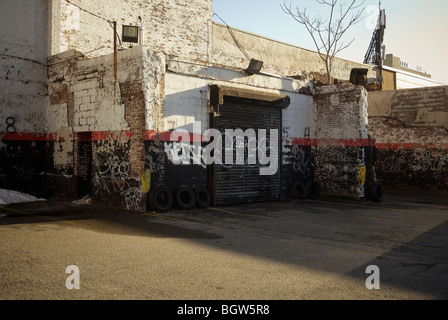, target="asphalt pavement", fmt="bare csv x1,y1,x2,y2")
1,189,447,301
